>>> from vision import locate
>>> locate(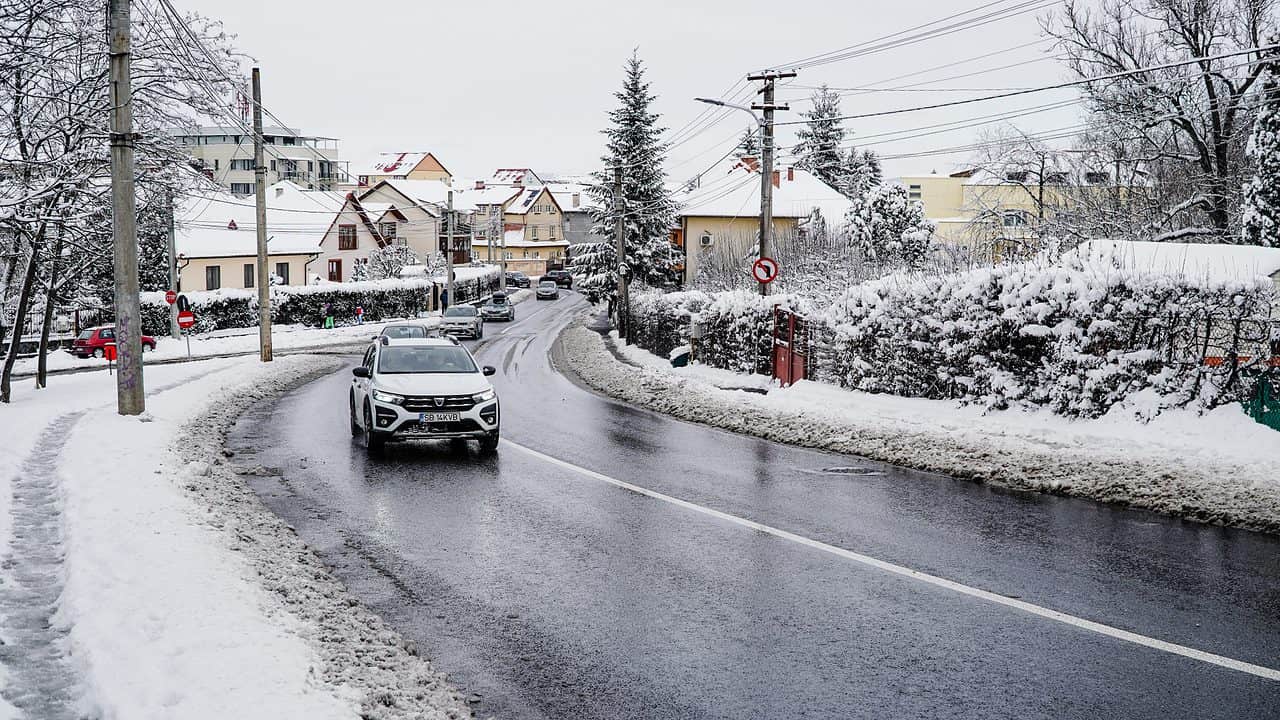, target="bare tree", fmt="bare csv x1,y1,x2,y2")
1043,0,1276,239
